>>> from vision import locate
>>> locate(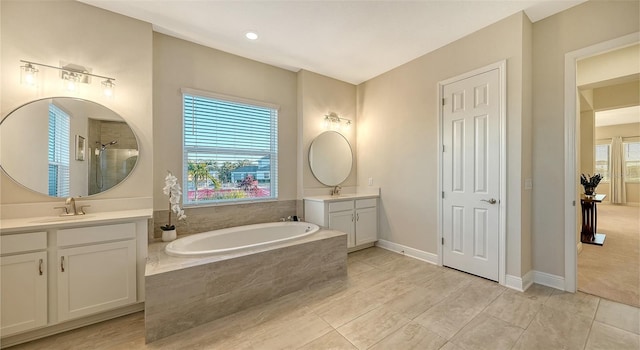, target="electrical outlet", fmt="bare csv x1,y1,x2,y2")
524,178,533,190
368,177,373,186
